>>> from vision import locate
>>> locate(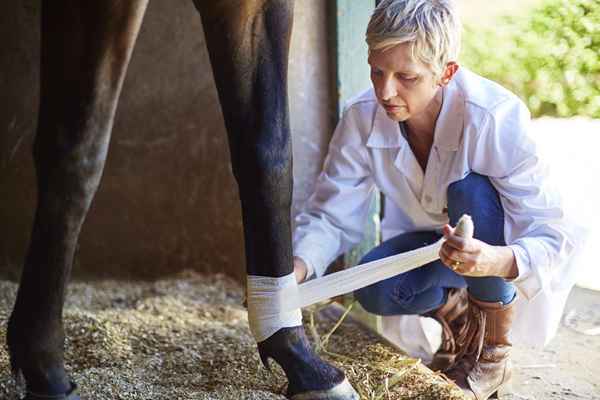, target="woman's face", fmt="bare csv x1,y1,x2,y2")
368,43,455,122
